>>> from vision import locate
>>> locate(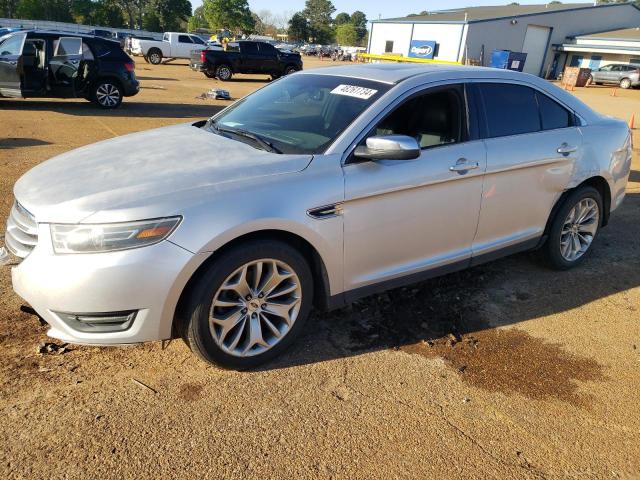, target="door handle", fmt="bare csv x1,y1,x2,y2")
557,143,578,155
449,158,479,174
